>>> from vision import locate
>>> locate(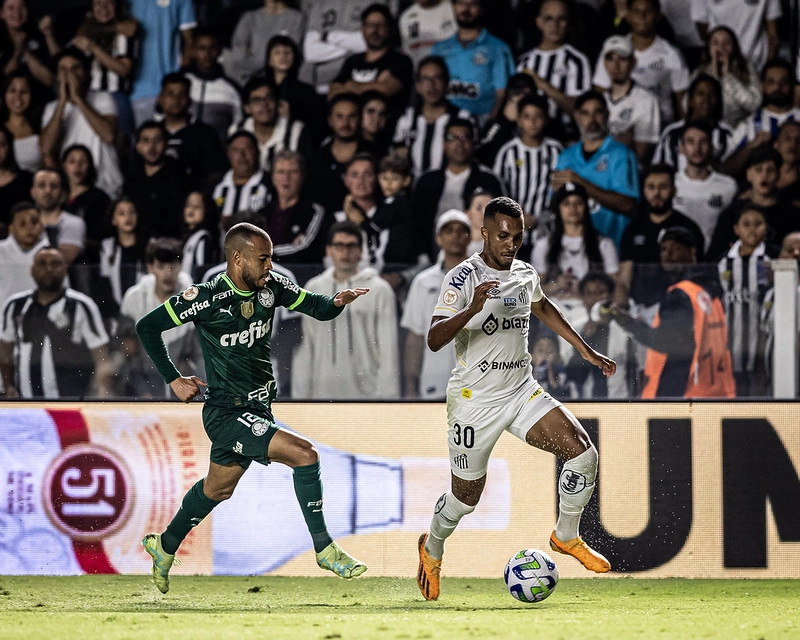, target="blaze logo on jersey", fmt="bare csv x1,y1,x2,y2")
182,286,199,301
258,289,275,308
482,313,499,335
